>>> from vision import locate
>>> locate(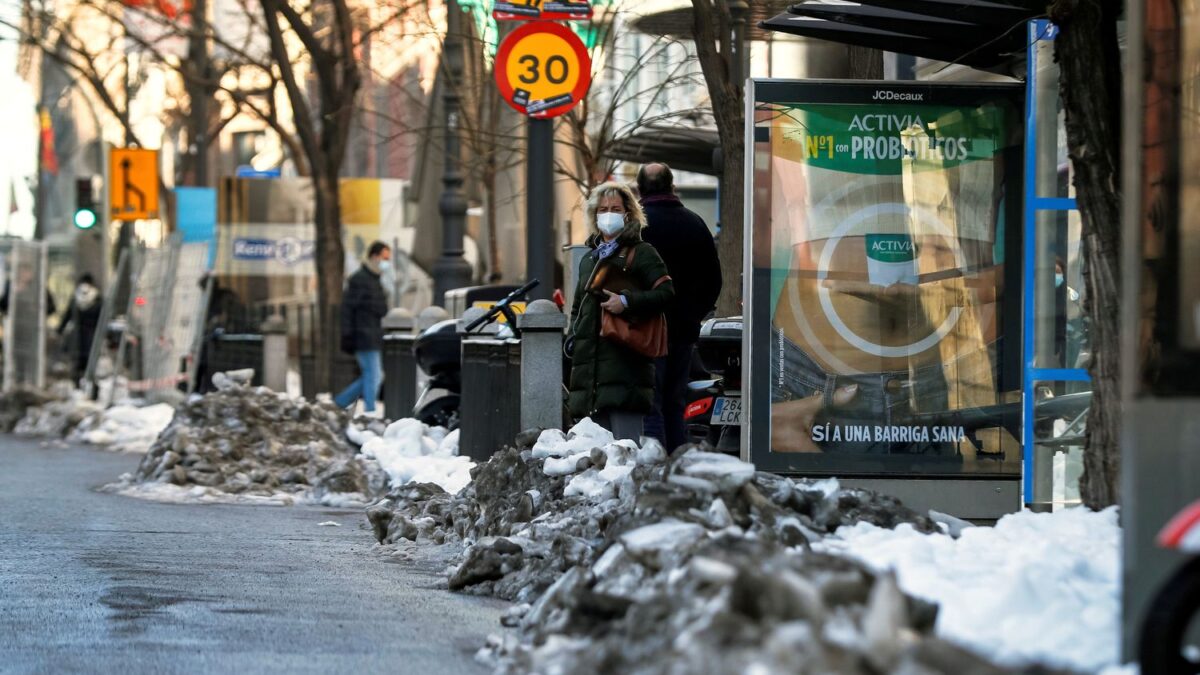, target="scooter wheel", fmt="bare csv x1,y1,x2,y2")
1140,556,1200,674
416,395,460,431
